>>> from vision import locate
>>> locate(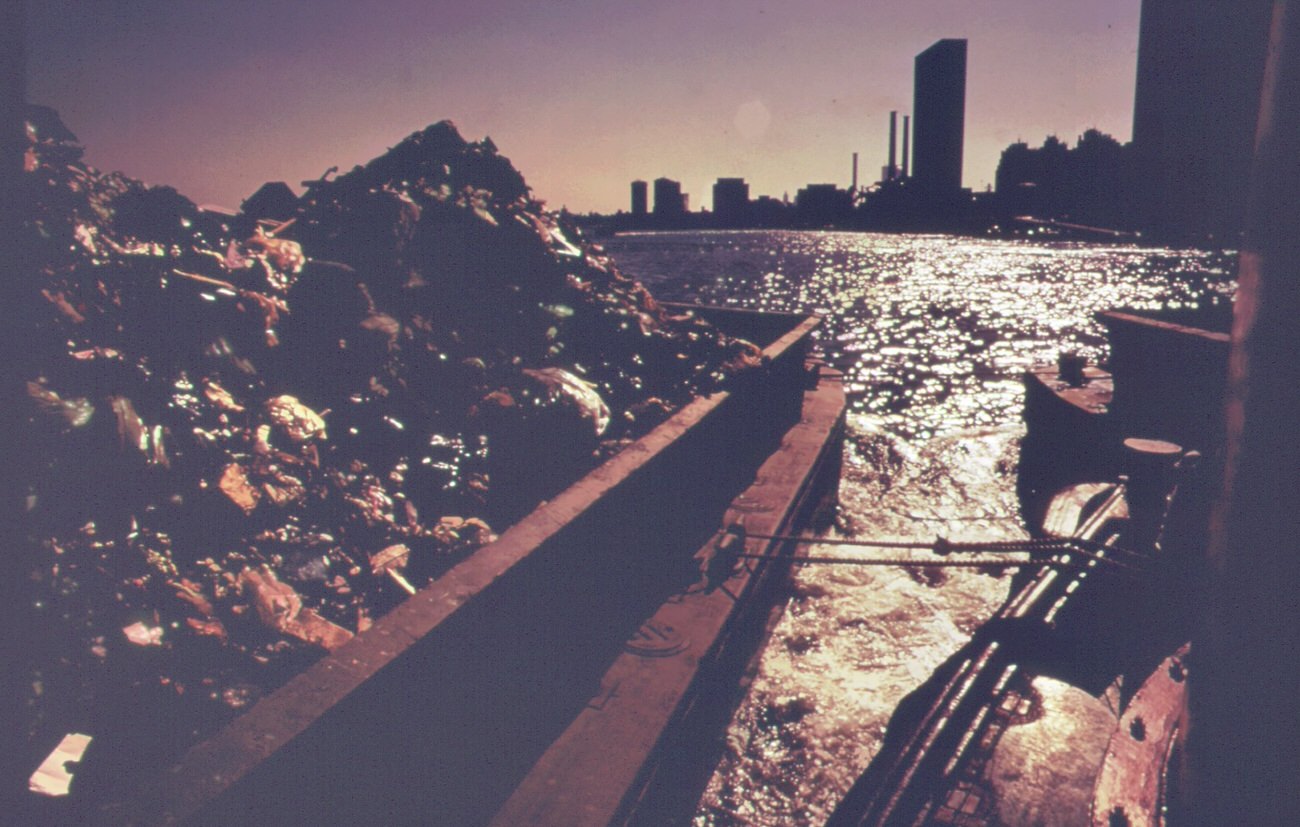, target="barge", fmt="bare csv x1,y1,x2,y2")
828,306,1233,826
14,109,846,826
82,305,845,825
1018,309,1229,535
